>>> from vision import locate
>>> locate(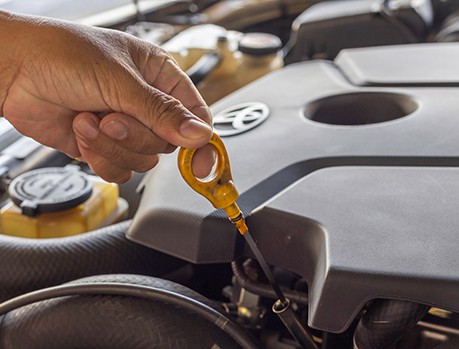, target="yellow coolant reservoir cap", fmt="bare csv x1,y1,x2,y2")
8,165,93,217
